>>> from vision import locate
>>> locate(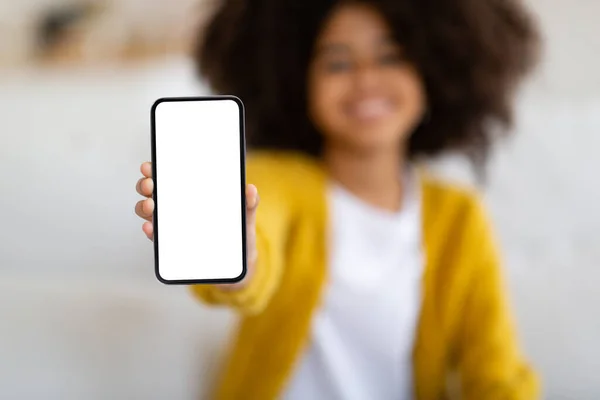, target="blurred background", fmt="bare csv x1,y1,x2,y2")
0,0,598,399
